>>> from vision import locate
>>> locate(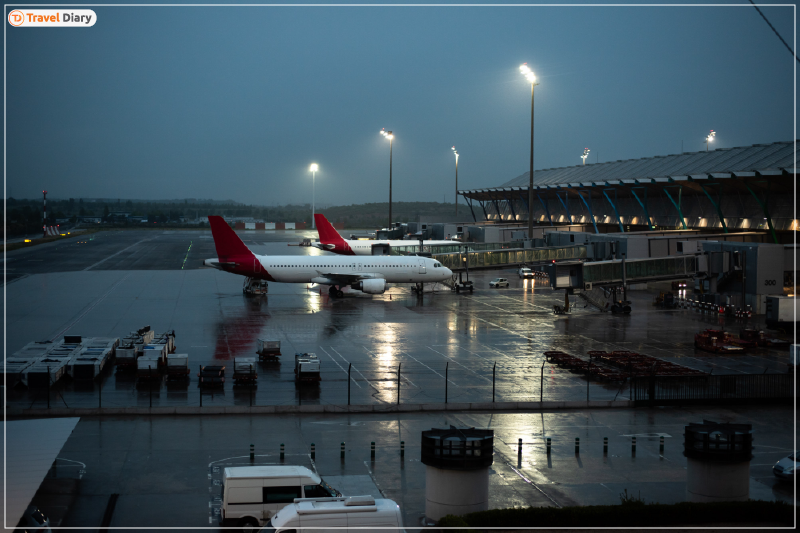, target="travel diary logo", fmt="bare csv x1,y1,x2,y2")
8,9,96,27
